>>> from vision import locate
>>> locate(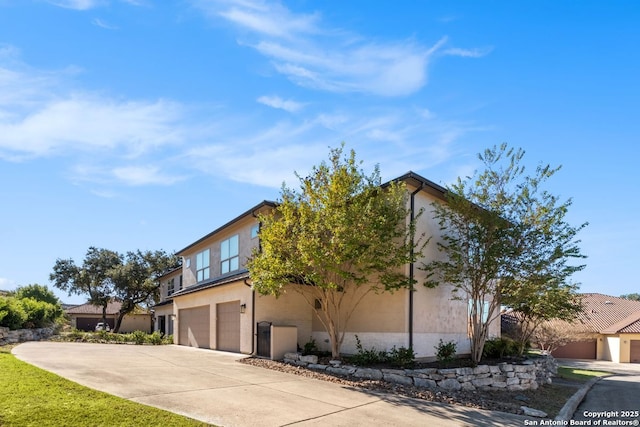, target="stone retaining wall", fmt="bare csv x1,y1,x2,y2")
0,326,56,345
283,352,557,392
